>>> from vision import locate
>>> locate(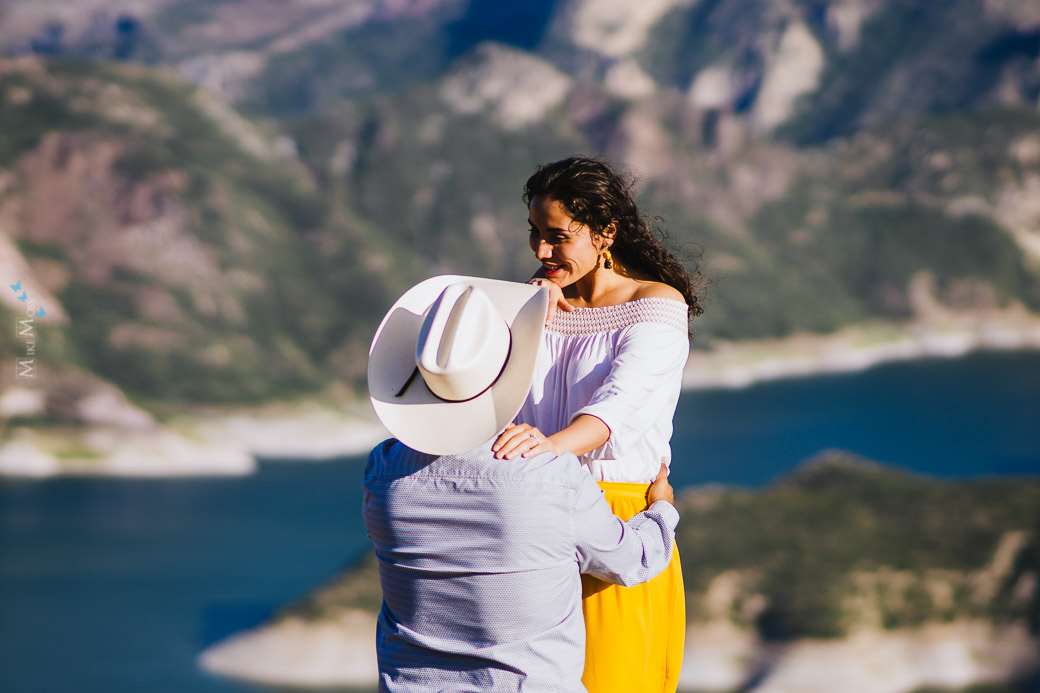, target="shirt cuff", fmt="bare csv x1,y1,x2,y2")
648,500,679,530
